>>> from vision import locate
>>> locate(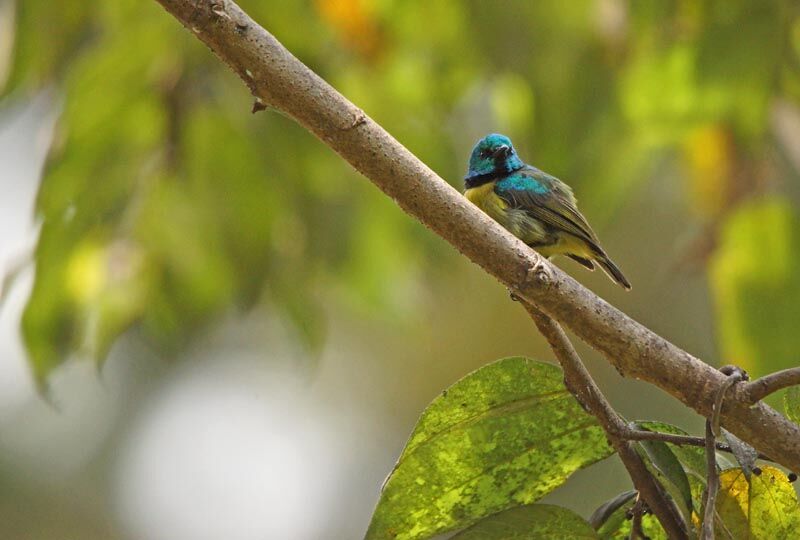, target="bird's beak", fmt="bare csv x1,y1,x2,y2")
493,145,511,159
